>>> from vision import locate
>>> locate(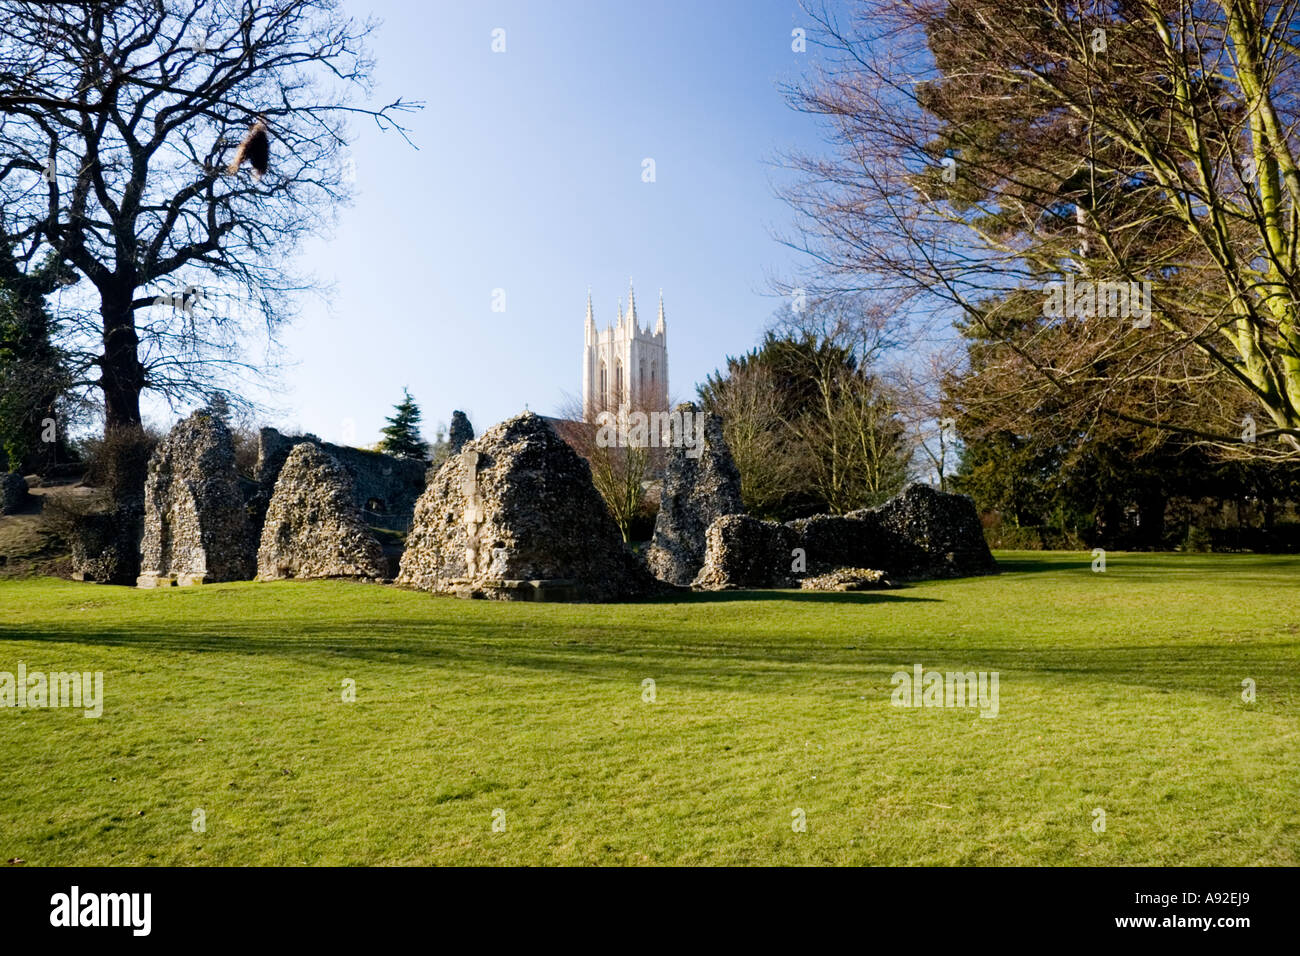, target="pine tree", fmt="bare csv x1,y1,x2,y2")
0,251,74,475
378,388,427,461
